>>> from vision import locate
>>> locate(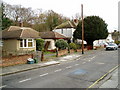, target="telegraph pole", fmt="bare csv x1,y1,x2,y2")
81,4,84,54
